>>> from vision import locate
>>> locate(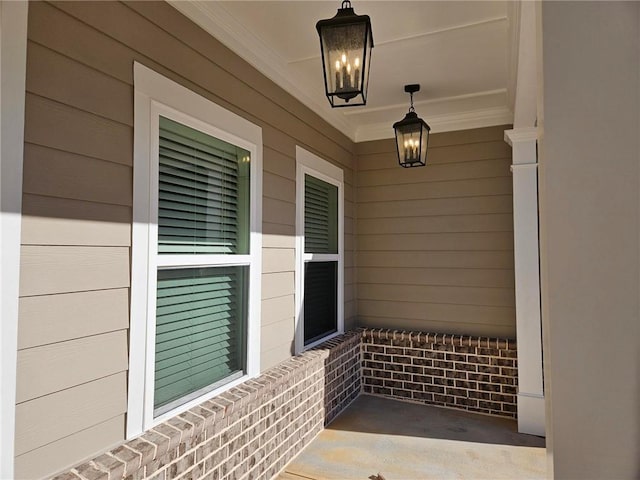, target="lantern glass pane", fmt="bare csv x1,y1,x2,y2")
396,124,423,166
319,22,371,106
